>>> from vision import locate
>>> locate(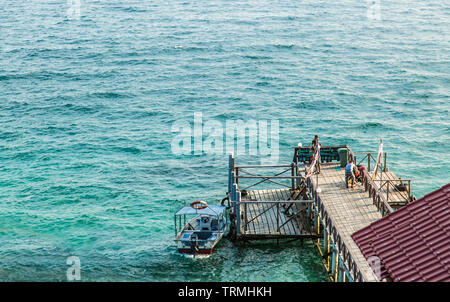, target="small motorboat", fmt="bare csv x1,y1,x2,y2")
174,200,227,256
